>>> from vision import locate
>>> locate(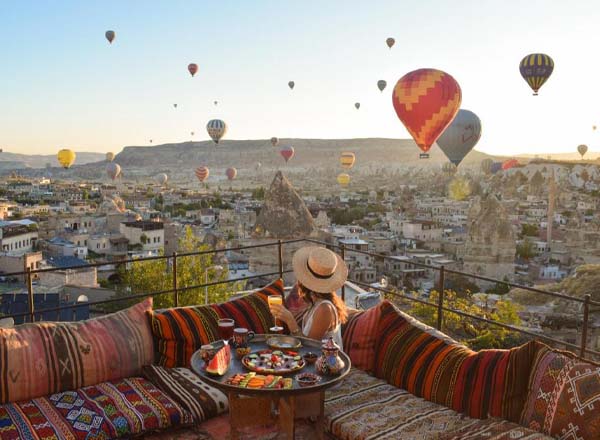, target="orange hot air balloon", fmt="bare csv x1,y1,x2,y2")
226,167,237,180
195,166,209,182
392,68,461,158
188,63,198,77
